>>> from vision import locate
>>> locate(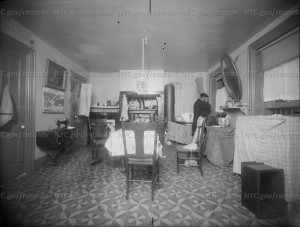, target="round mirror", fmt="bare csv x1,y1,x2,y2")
221,53,242,102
